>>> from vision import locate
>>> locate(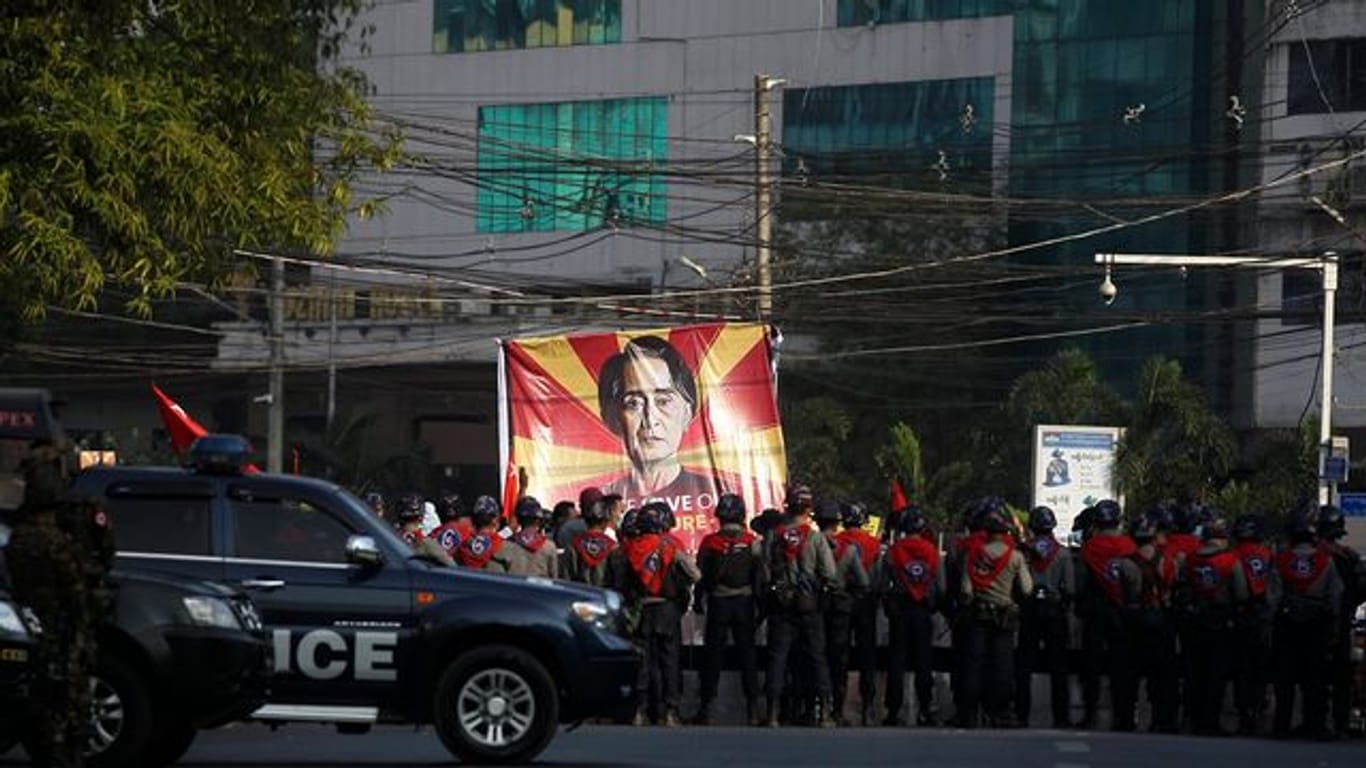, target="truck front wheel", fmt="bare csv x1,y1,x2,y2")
433,645,559,765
